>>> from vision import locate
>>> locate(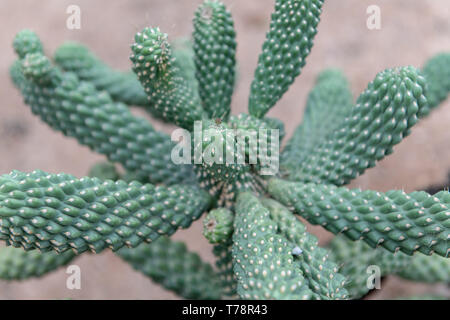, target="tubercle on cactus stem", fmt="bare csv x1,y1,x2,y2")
2,0,450,300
